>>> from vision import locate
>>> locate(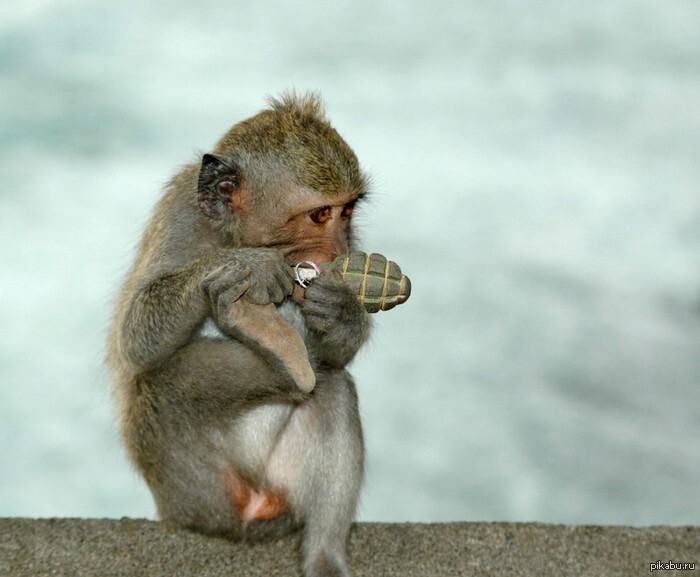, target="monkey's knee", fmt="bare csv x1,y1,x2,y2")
145,461,243,540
